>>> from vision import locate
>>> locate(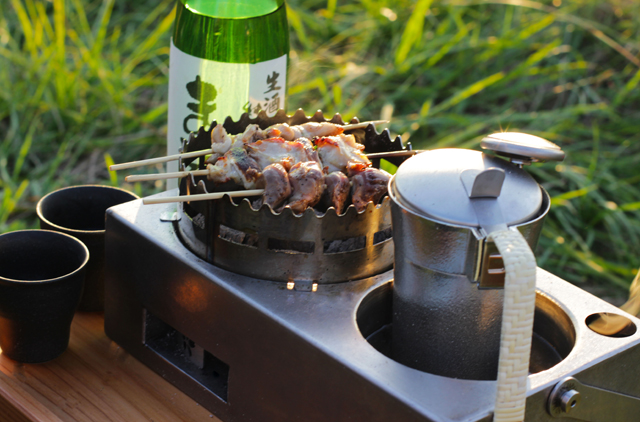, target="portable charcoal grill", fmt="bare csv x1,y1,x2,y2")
175,110,402,284
104,112,640,422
